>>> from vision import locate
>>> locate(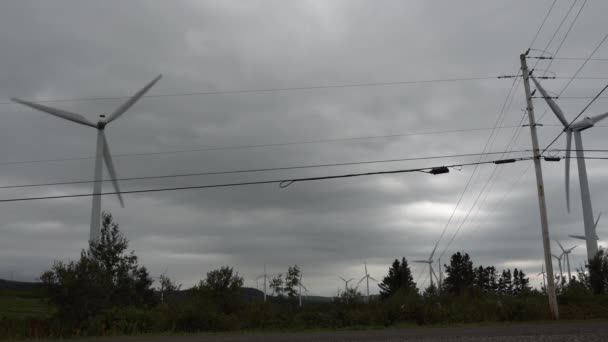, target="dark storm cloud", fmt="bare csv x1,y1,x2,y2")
1,0,607,294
